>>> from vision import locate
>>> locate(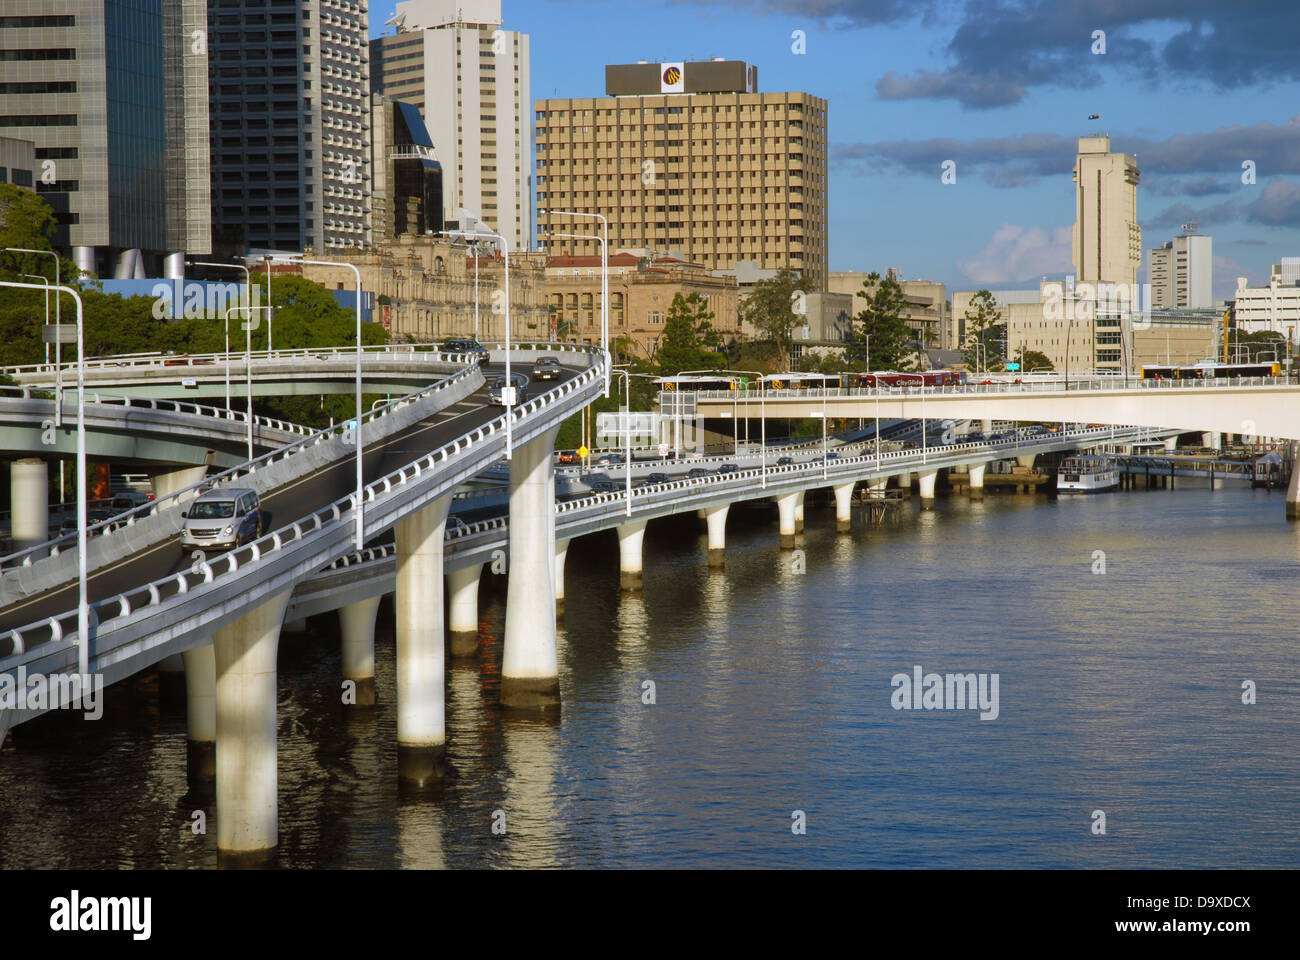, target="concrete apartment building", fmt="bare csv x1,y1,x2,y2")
209,0,371,257
371,0,530,251
535,60,829,289
1149,233,1212,309
829,270,951,350
545,251,740,362
1072,136,1141,289
293,235,546,342
1232,259,1300,339
0,1,211,275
